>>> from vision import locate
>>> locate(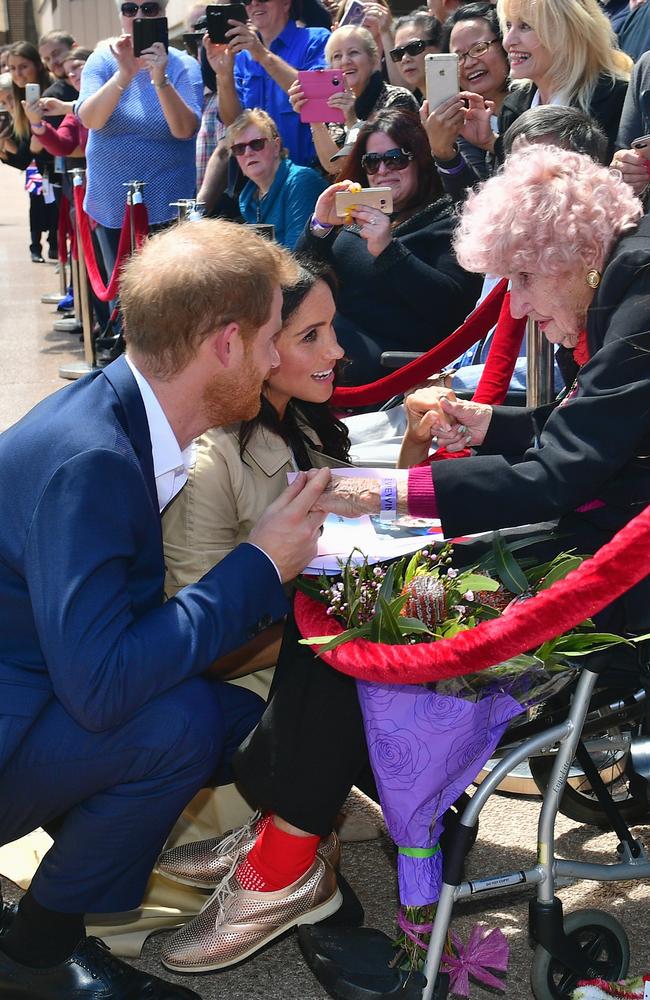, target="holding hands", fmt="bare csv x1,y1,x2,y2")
399,387,492,466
